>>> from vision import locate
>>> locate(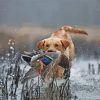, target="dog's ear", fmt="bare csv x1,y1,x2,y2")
37,40,45,49
60,39,70,49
